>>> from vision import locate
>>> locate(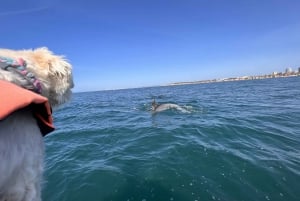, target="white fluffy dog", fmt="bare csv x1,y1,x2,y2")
0,47,73,201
